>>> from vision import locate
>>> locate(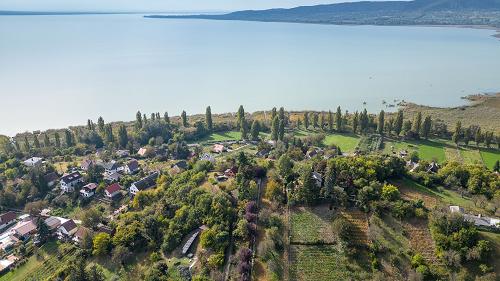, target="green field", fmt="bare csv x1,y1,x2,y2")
290,245,370,281
479,148,500,170
459,148,483,165
322,134,360,153
194,131,241,143
384,139,447,163
290,206,336,244
479,232,500,277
